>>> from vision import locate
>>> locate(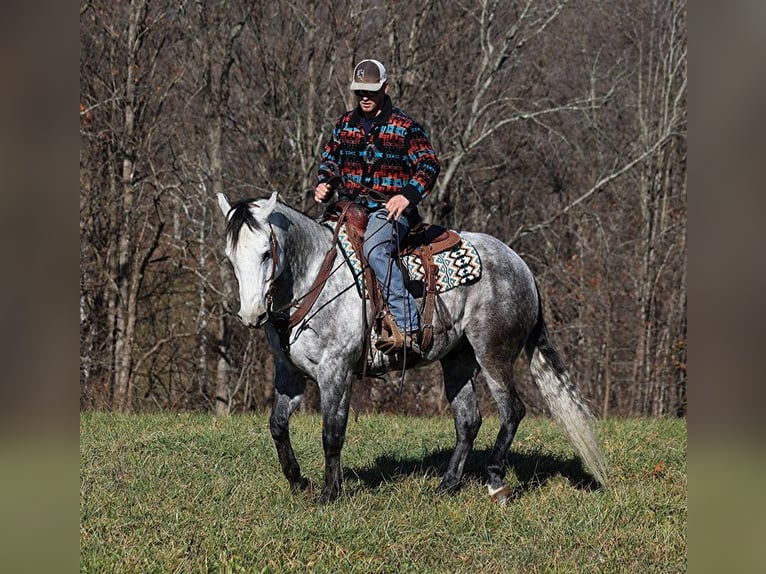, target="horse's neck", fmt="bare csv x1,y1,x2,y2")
280,208,334,289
